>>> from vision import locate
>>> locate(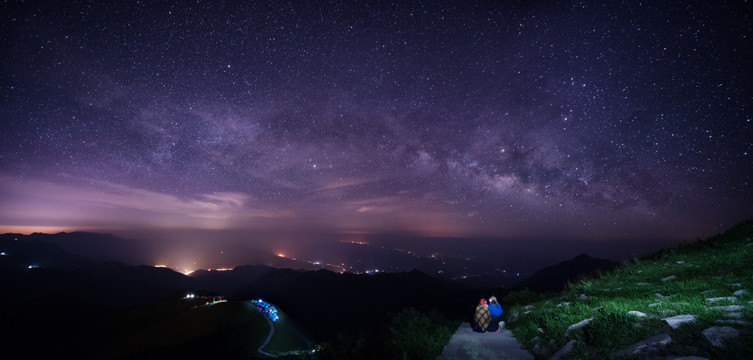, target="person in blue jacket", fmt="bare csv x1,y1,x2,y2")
486,296,503,332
